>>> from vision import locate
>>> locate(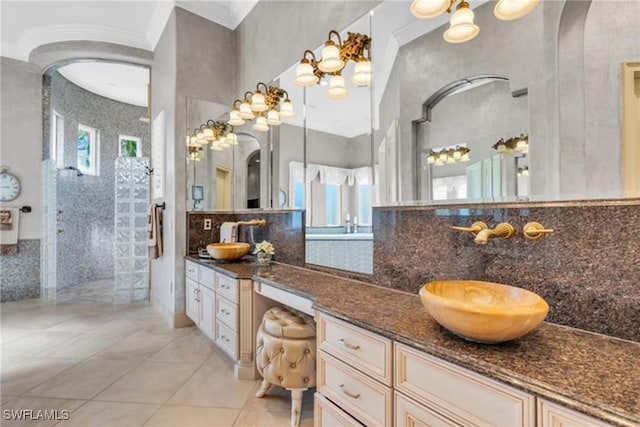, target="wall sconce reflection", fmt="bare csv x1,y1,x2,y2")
493,134,529,154
518,166,530,177
187,119,238,153
228,83,294,132
427,146,471,166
